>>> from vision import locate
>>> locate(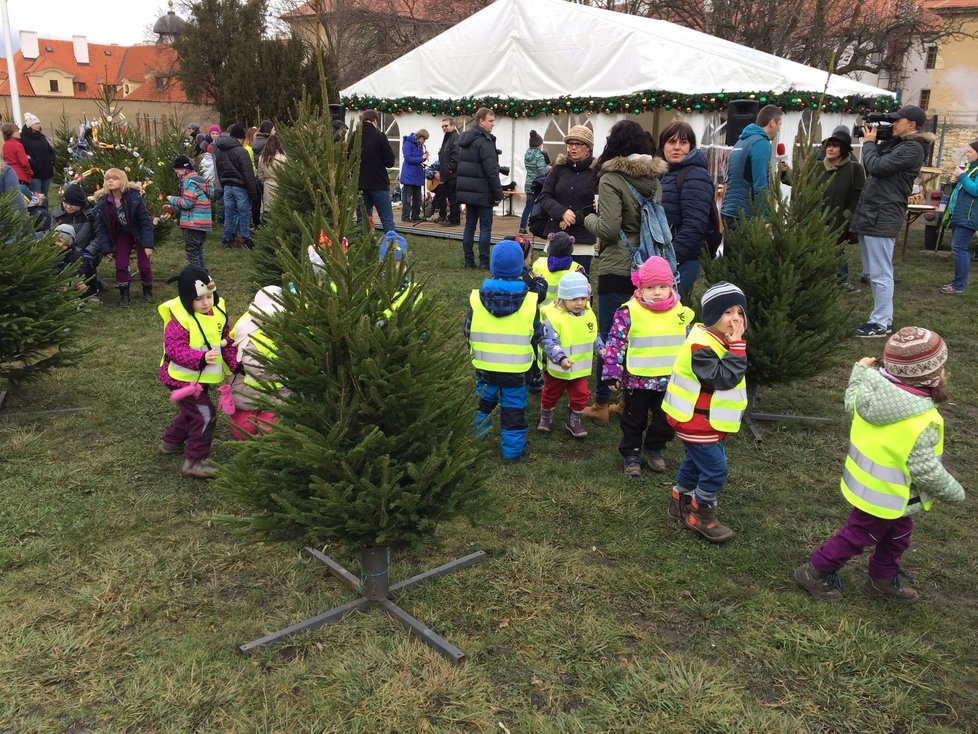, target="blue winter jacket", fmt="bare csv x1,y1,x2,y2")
949,162,978,231
400,133,426,187
720,123,771,220
661,148,714,264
